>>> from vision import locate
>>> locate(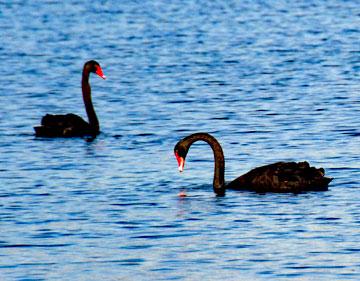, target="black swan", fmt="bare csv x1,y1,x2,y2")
34,60,106,137
174,133,332,195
